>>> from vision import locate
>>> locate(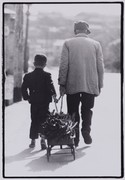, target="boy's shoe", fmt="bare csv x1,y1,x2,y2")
40,139,47,150
82,131,92,144
29,140,35,148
